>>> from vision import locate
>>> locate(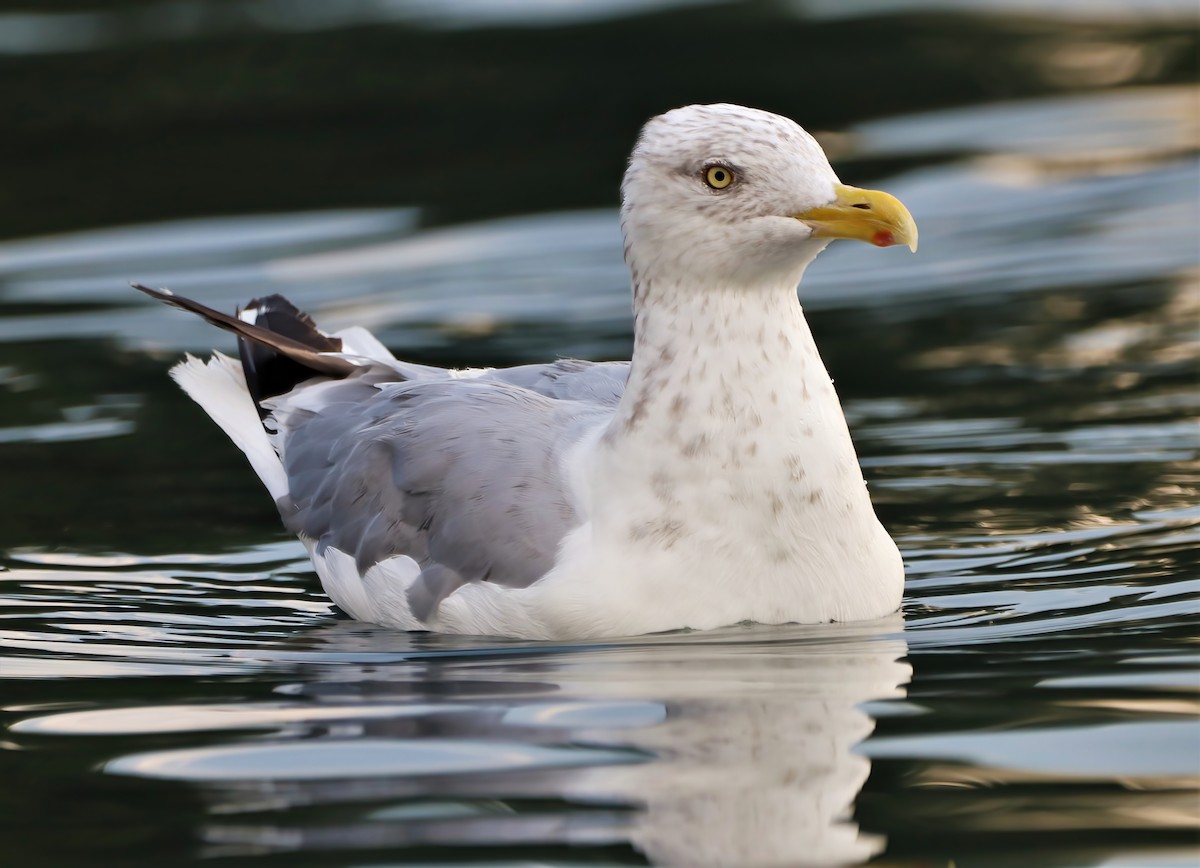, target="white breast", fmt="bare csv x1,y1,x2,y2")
522,282,904,639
